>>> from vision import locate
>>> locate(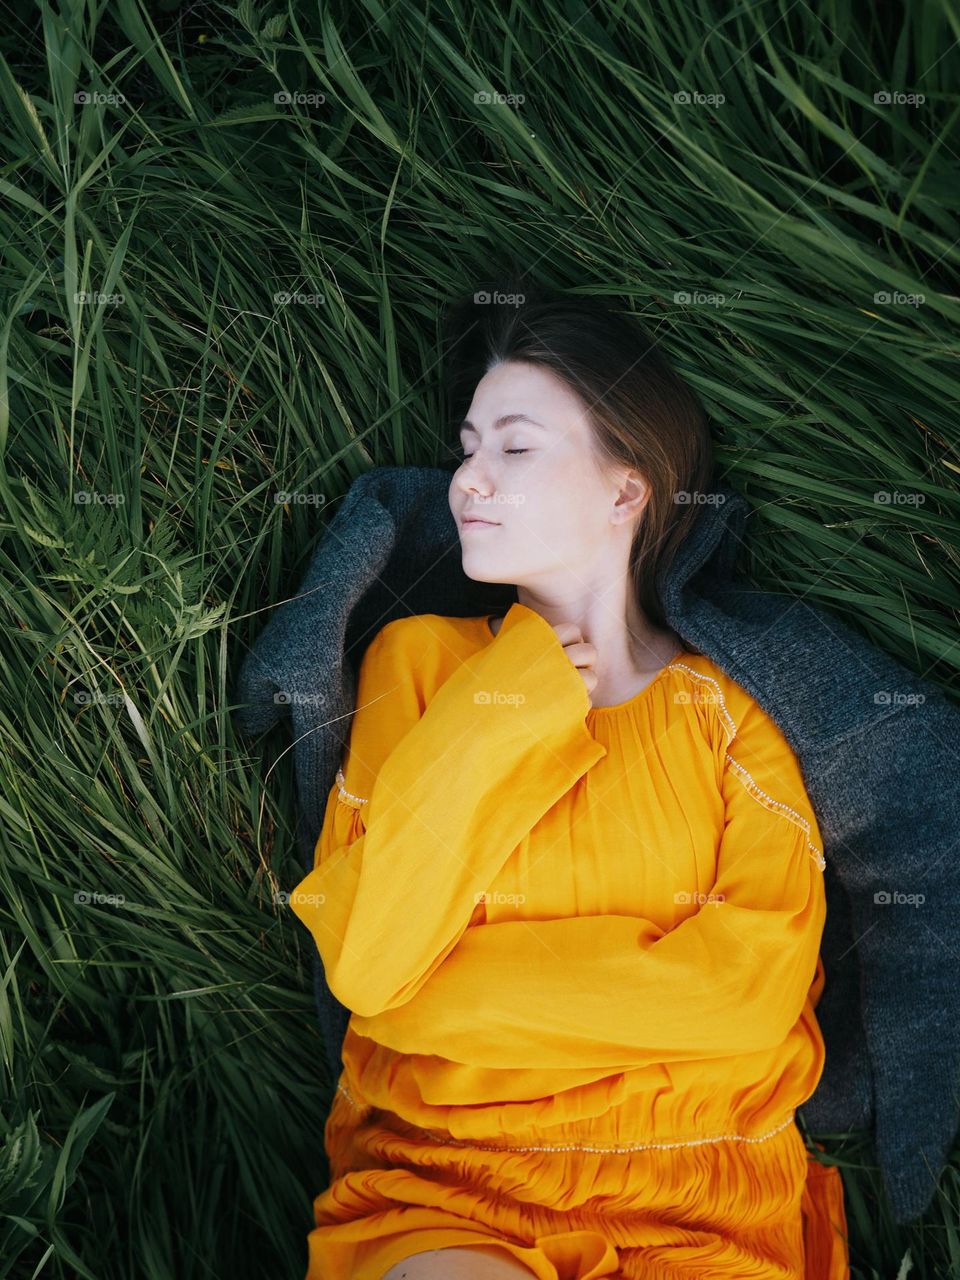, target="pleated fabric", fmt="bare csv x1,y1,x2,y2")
313,1082,848,1279
290,604,851,1279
